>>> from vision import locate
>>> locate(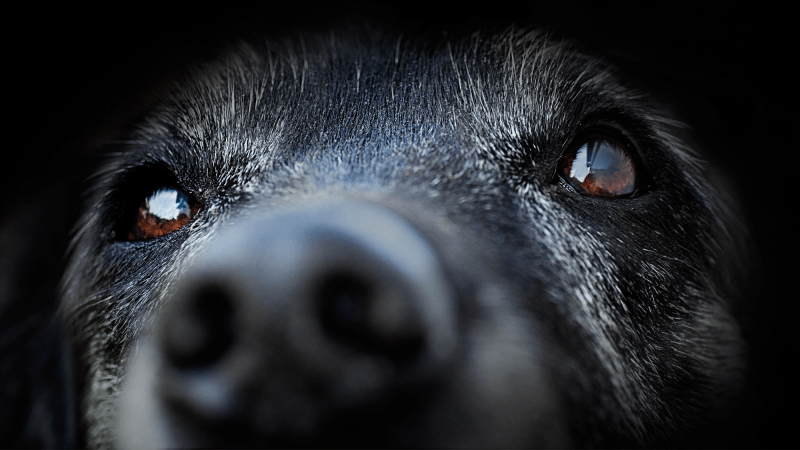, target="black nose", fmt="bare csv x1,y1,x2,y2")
156,200,457,443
